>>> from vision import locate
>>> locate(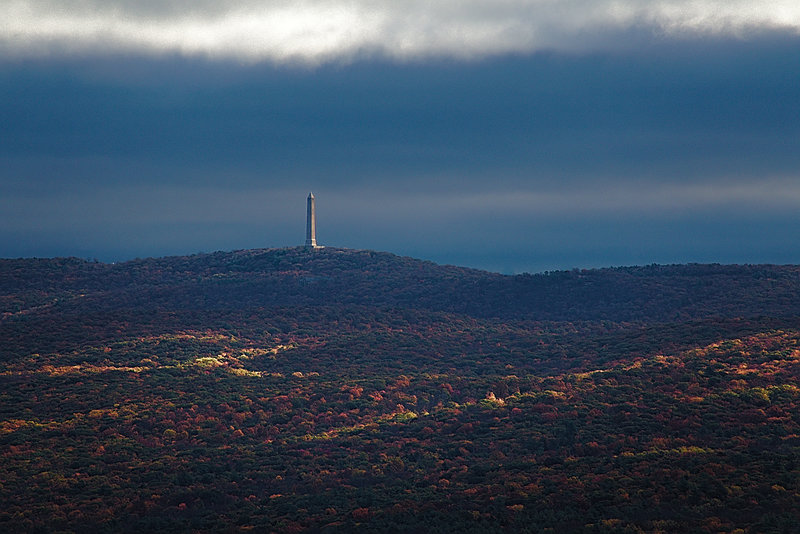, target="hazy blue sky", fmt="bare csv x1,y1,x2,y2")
2,1,799,273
